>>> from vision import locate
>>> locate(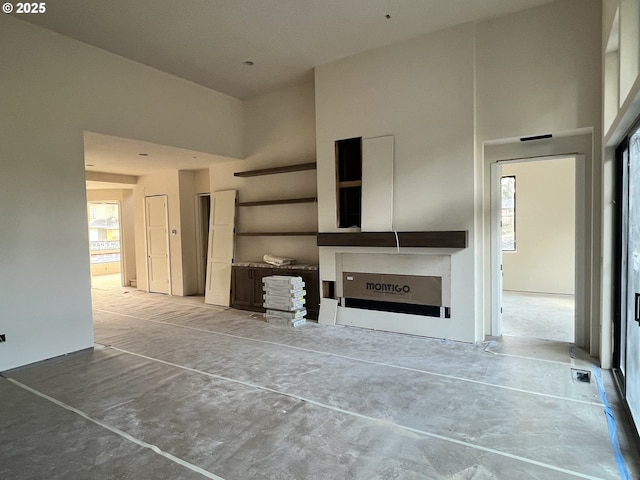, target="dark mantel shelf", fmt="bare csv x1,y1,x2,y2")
234,162,317,177
317,231,468,249
238,232,317,237
237,197,317,207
